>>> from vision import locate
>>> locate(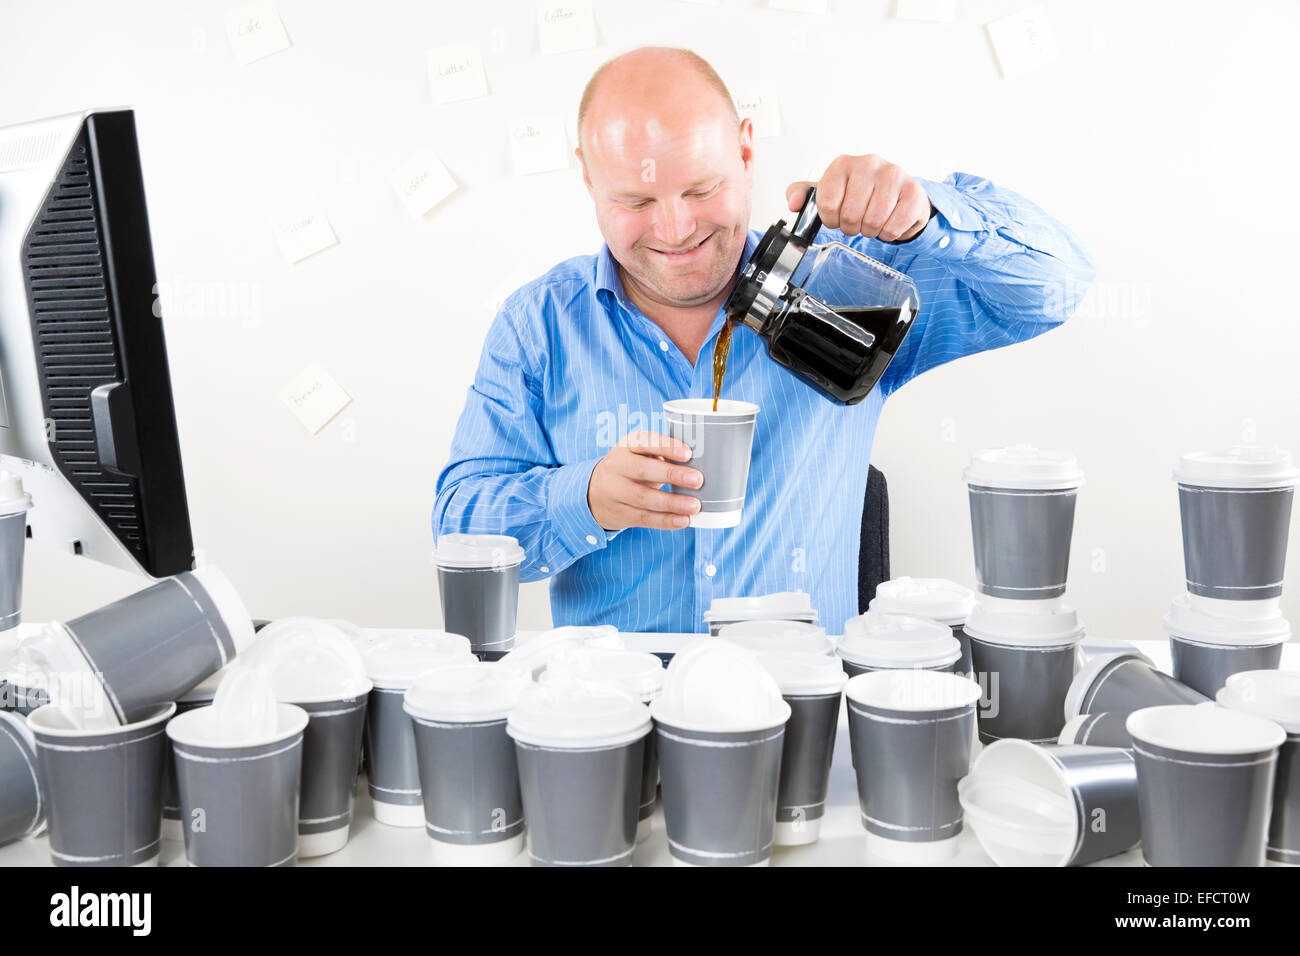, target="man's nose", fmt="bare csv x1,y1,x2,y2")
653,199,696,248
